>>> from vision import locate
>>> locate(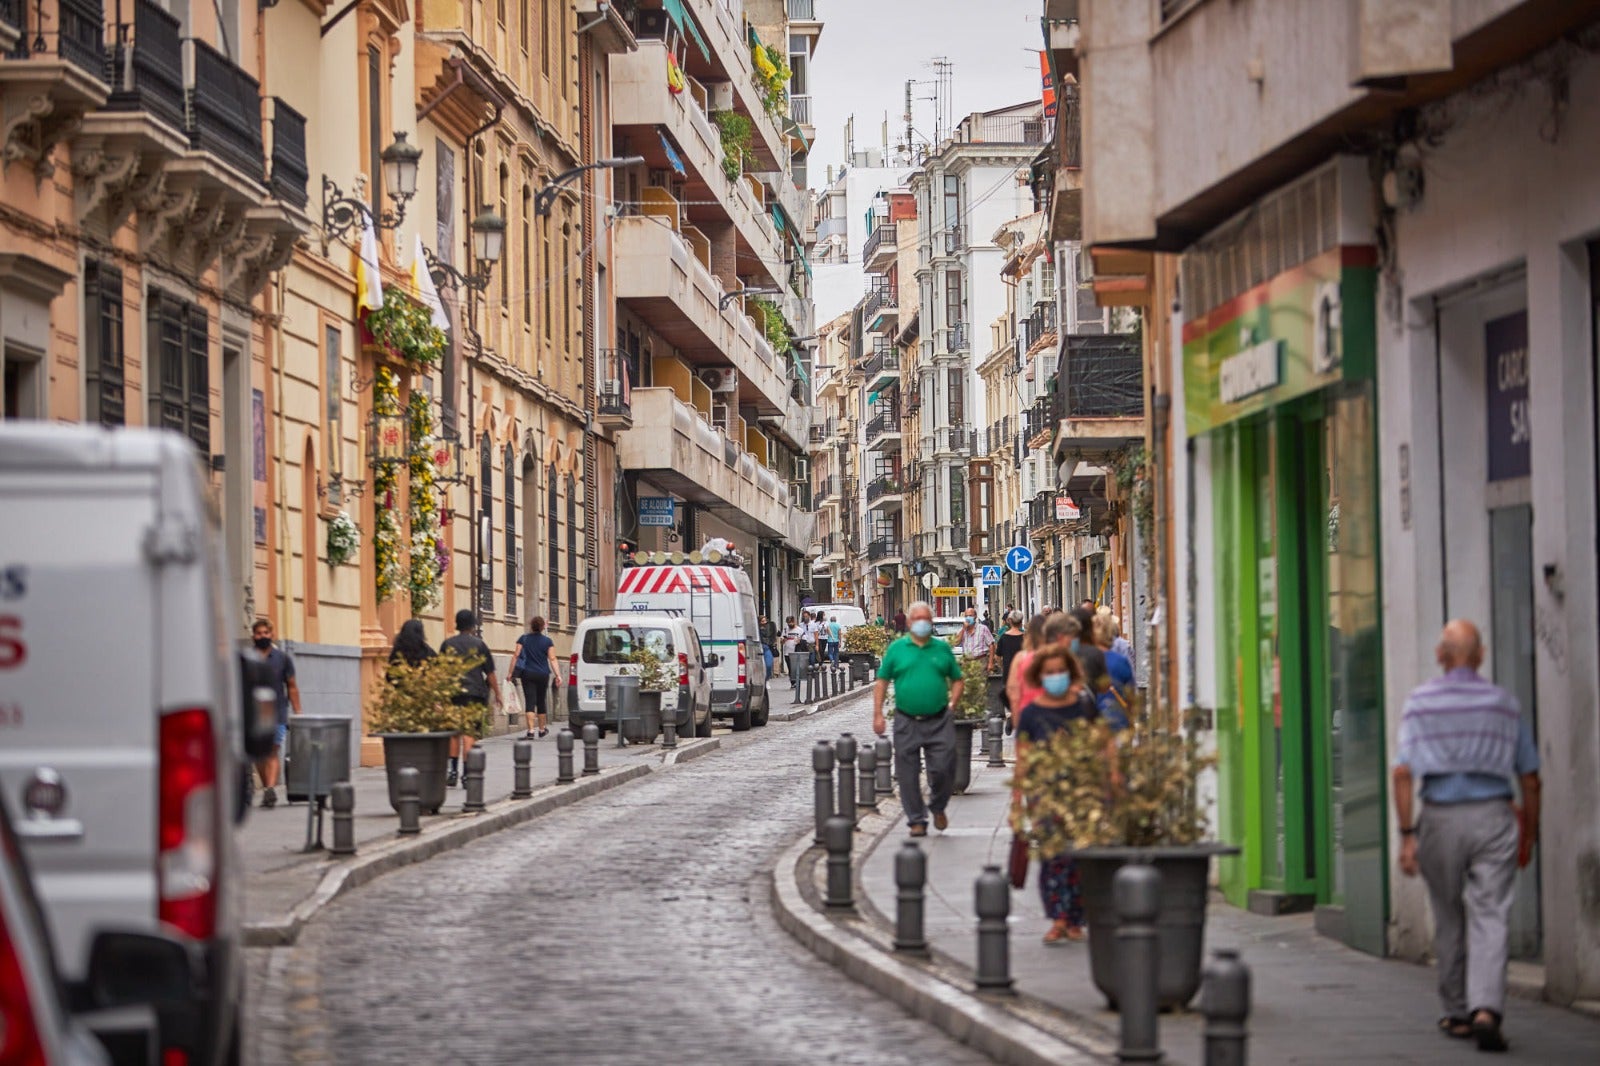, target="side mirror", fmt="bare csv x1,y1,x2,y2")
705,654,721,667
83,930,201,1010
239,652,279,760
